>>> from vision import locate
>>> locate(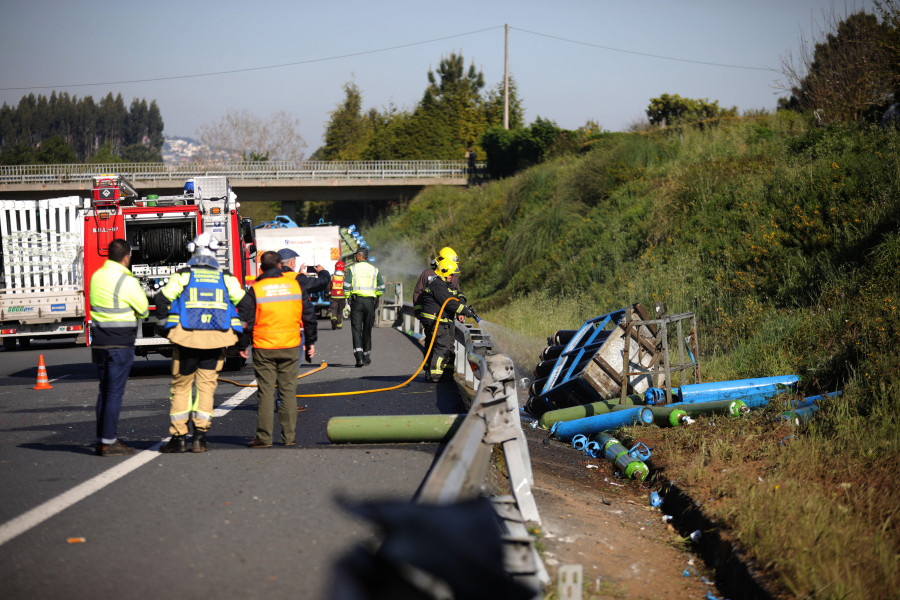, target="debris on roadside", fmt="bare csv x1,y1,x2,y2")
523,302,841,444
